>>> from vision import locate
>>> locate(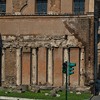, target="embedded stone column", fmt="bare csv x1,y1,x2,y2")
32,48,37,85
80,47,85,86
89,0,94,12
64,48,69,85
48,48,53,85
2,49,5,82
6,0,13,14
16,48,22,85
